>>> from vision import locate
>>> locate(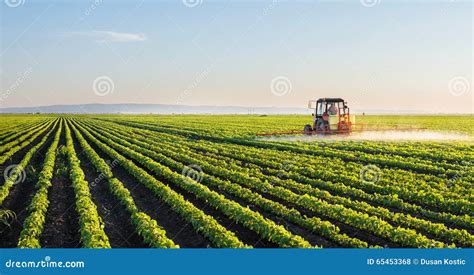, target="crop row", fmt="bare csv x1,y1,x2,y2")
78,119,450,248
69,121,179,248
186,140,472,227
0,119,51,144
94,118,472,221
69,120,248,248
0,119,58,166
87,120,473,246
196,141,472,229
0,119,59,205
142,137,472,247
116,117,470,166
0,119,54,152
73,120,314,248
219,140,472,216
99,118,469,198
17,119,63,247
78,120,368,248
99,118,462,177
63,122,111,248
